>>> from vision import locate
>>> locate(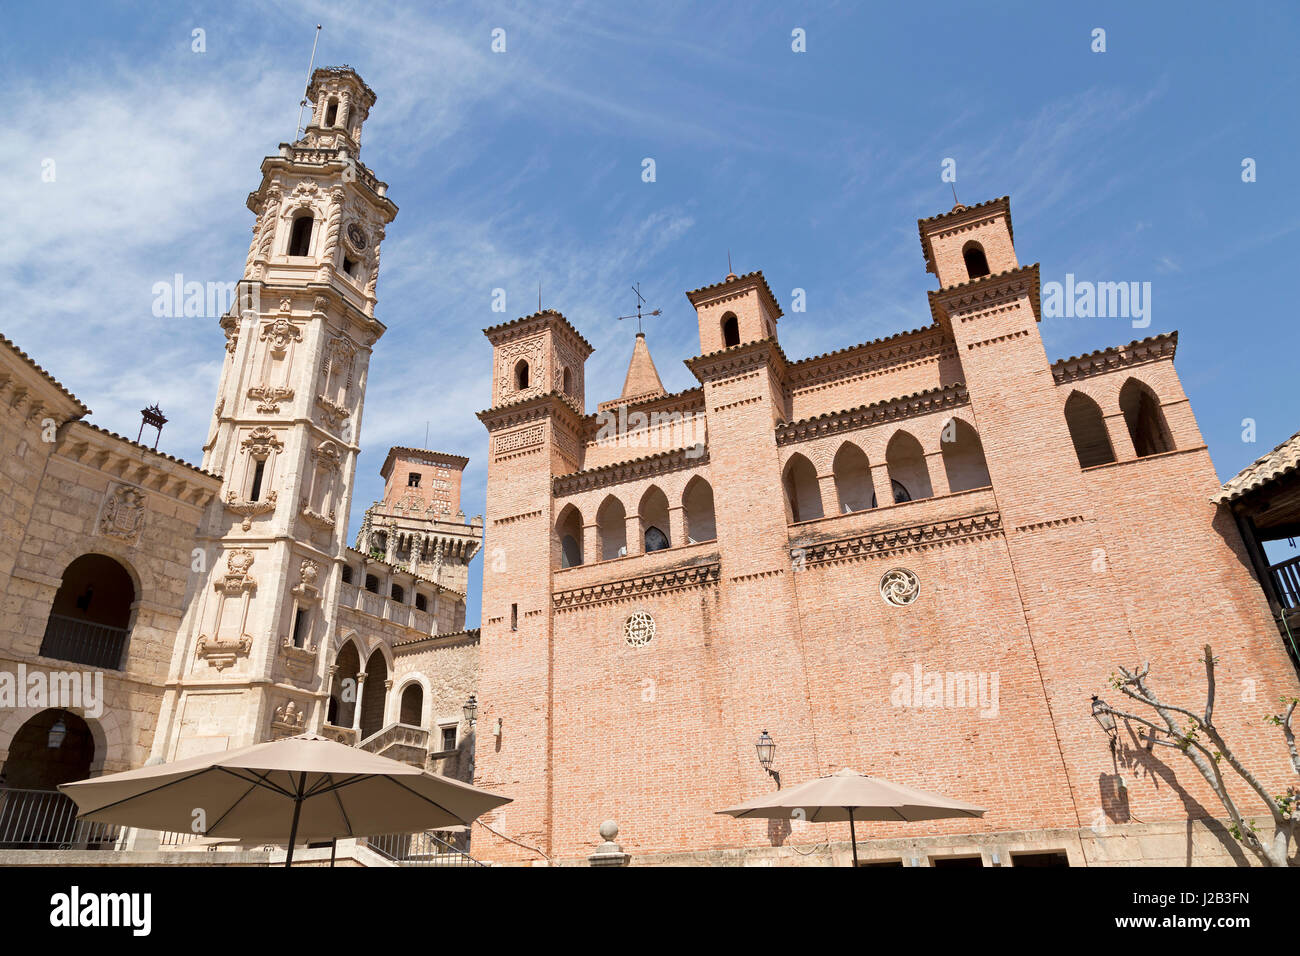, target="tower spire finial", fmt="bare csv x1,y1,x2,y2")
726,250,736,281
